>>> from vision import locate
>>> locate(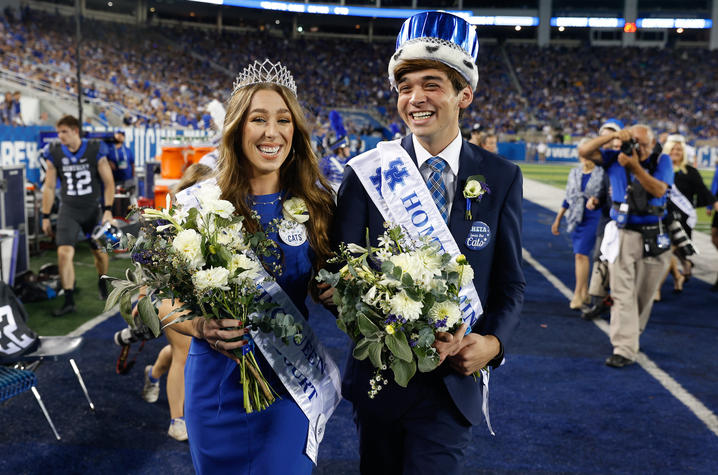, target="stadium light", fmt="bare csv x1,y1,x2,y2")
188,0,471,19
550,17,625,28
468,16,539,27
636,18,712,29
624,22,637,33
